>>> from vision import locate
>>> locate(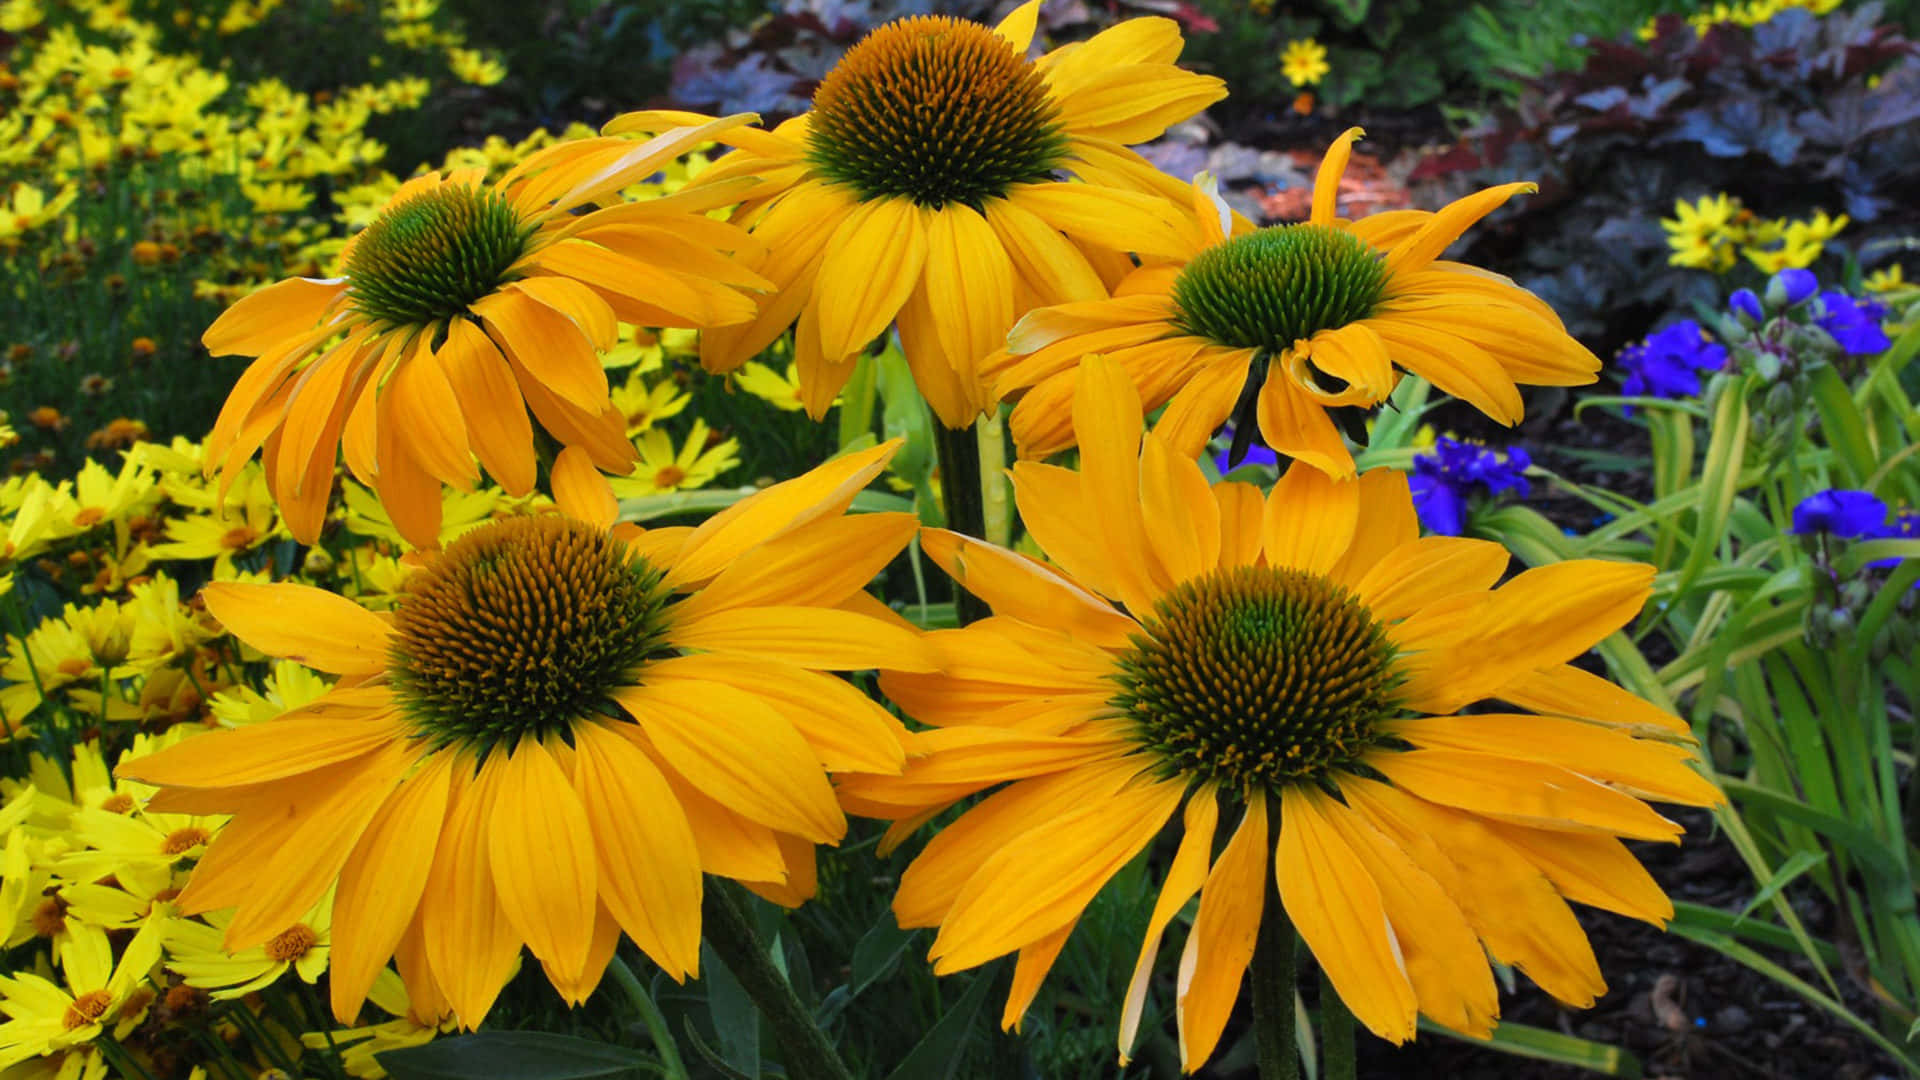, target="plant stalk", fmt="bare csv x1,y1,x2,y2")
700,880,853,1080
932,420,988,625
1251,842,1300,1080
610,954,691,1080
1319,965,1357,1080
